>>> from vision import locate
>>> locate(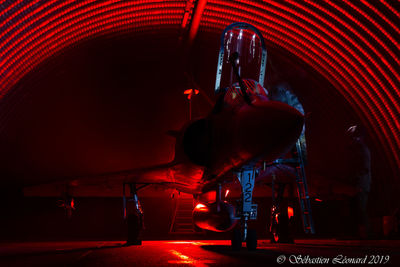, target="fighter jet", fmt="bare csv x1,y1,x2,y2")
23,23,305,250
